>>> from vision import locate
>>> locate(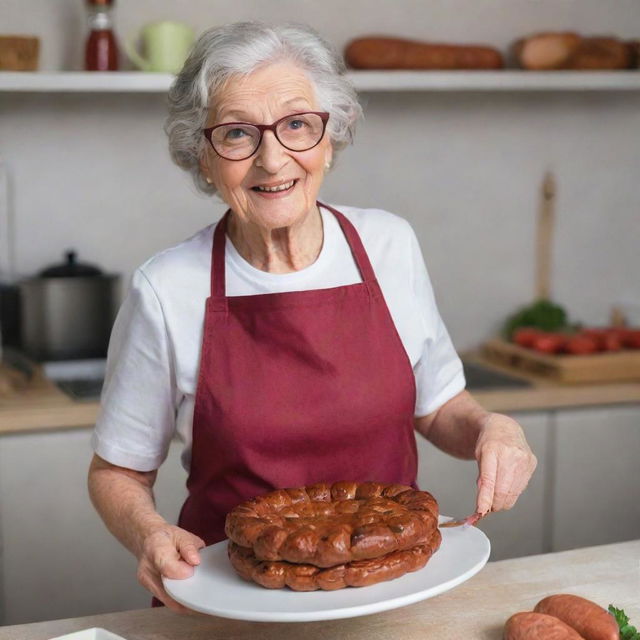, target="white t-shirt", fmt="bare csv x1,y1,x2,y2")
92,204,466,473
